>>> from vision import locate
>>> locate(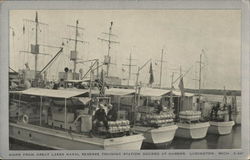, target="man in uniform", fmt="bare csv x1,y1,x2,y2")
107,104,118,121
155,100,163,114
210,102,220,120
93,103,109,131
228,104,232,121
